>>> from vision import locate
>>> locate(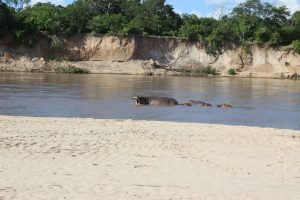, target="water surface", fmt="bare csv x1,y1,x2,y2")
0,72,299,130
